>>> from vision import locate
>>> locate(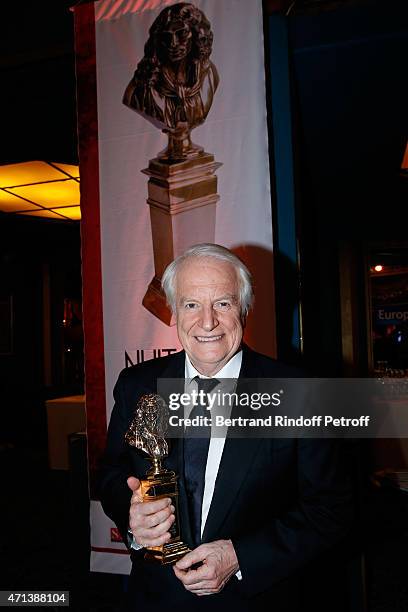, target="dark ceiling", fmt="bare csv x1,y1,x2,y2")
1,1,77,165
0,0,406,170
